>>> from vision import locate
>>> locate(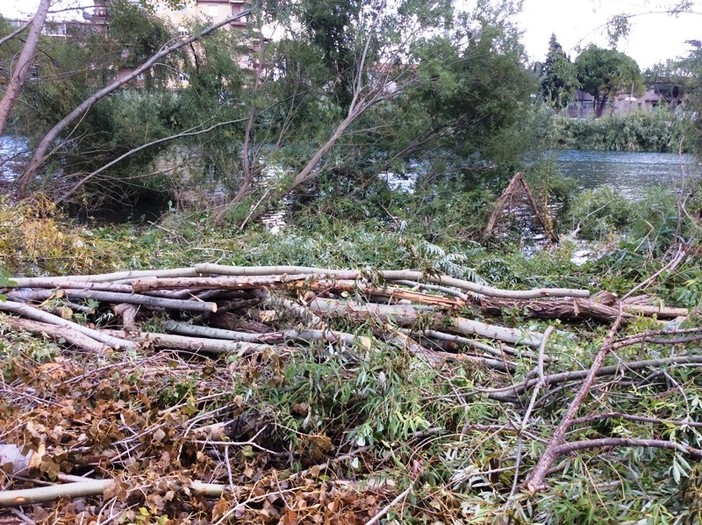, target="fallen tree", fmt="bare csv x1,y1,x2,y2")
1,263,700,521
